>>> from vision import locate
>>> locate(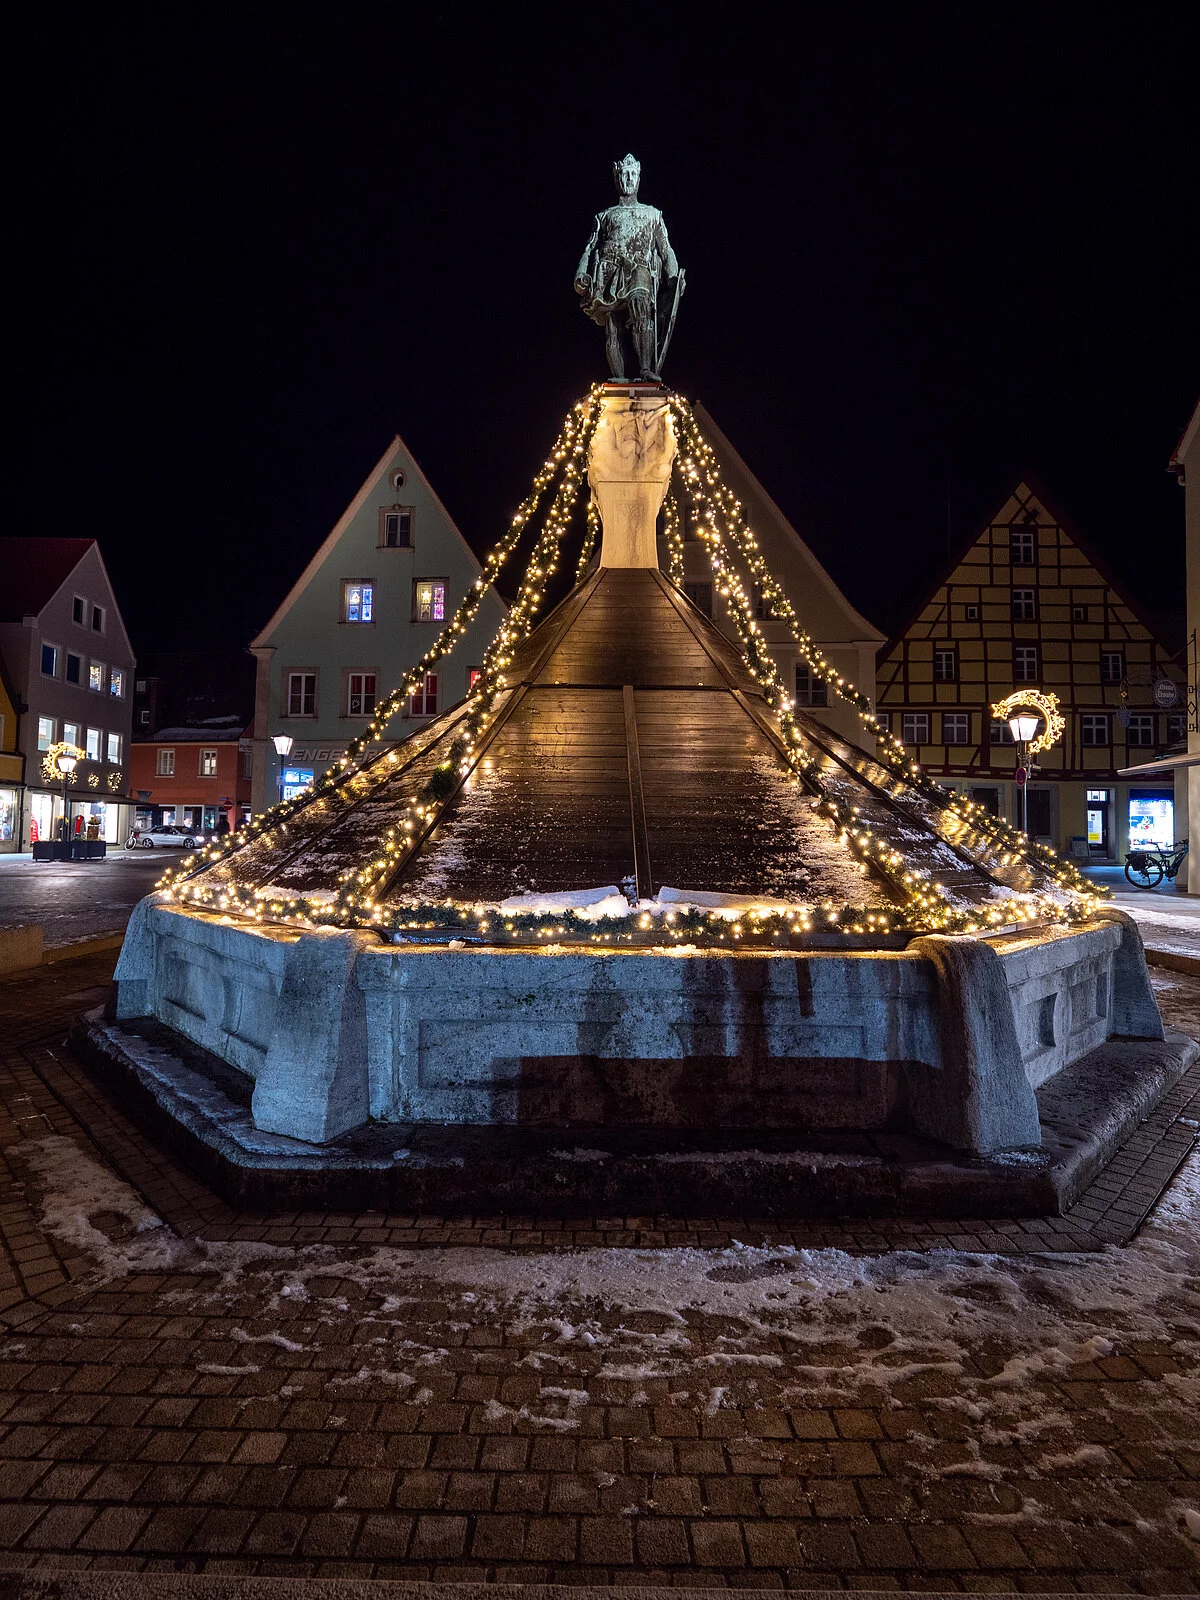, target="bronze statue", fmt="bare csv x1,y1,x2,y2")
575,155,685,383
